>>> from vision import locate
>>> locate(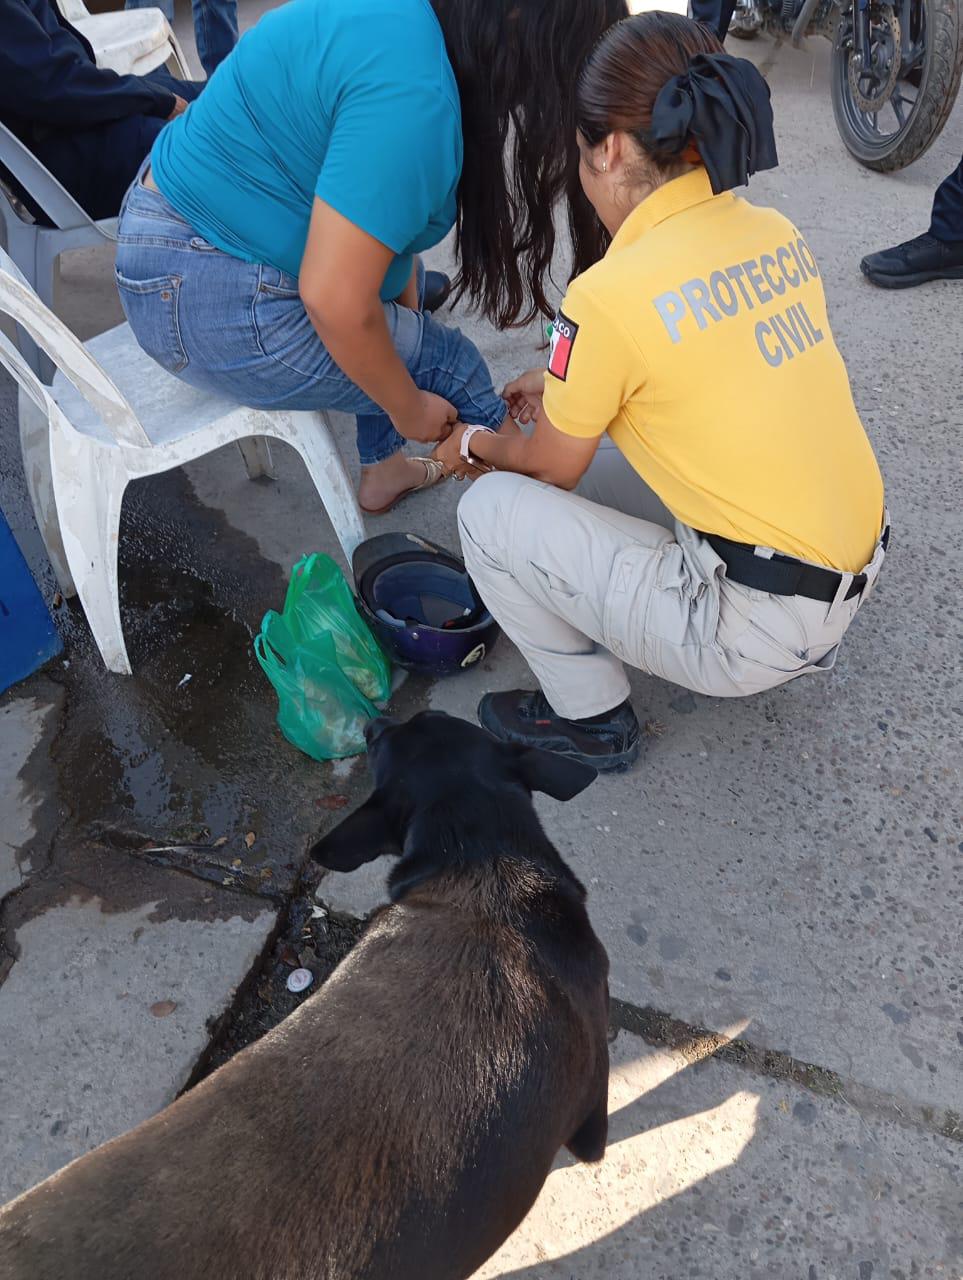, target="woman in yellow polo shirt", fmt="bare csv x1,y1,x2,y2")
436,11,887,772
